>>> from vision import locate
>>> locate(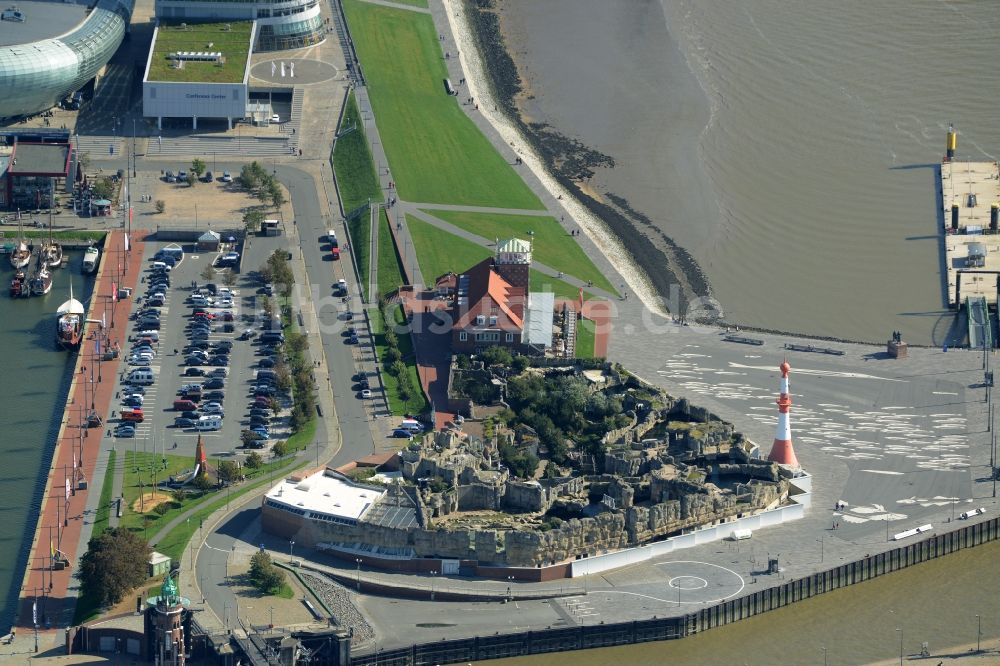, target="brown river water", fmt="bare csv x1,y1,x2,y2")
499,0,1000,345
